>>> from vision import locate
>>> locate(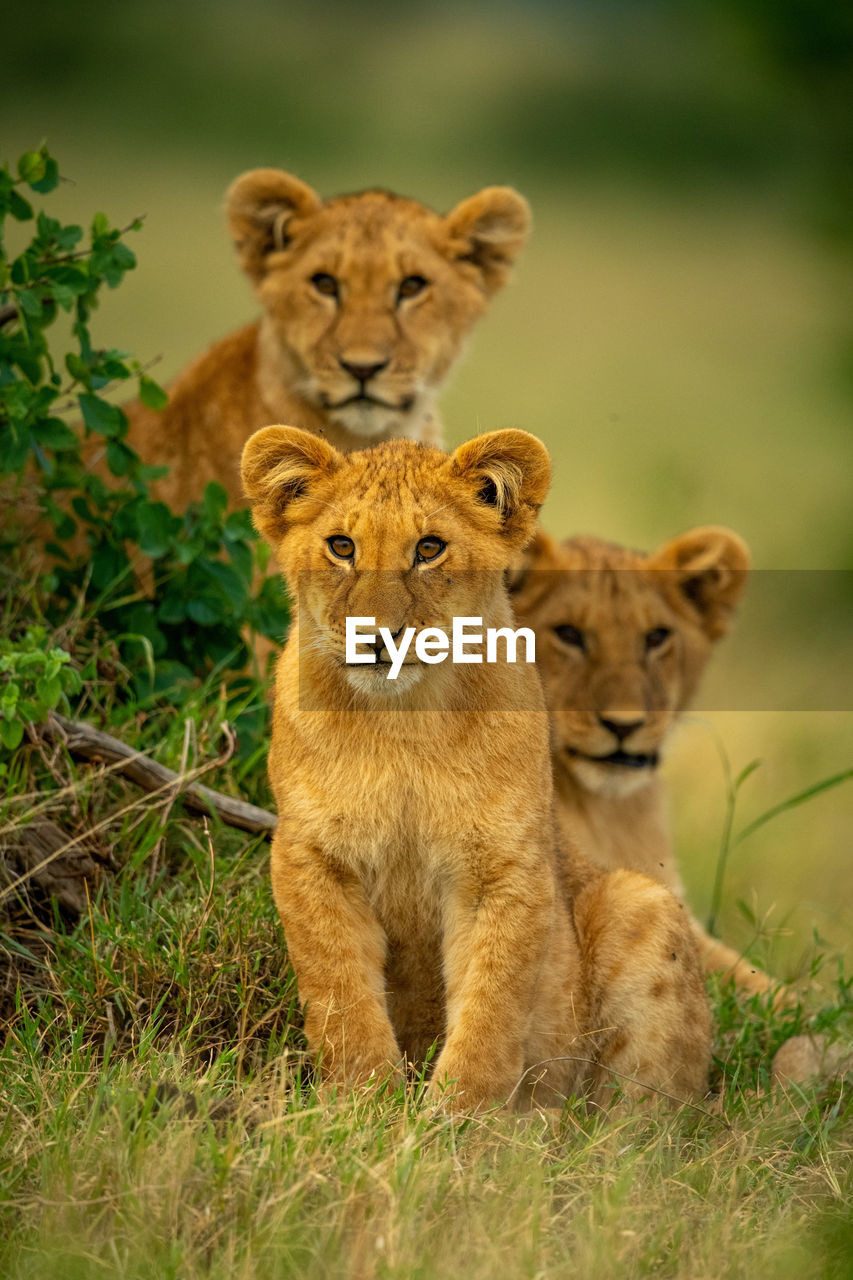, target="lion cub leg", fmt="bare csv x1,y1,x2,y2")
427,858,556,1111
573,869,711,1107
270,831,401,1088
